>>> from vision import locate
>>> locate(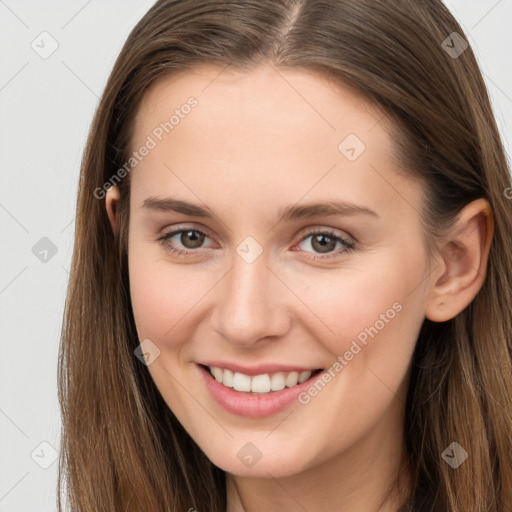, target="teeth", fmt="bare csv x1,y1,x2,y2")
298,370,311,383
270,372,285,391
223,369,234,388
285,371,299,387
251,374,271,393
212,367,223,382
233,372,251,392
208,366,313,394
